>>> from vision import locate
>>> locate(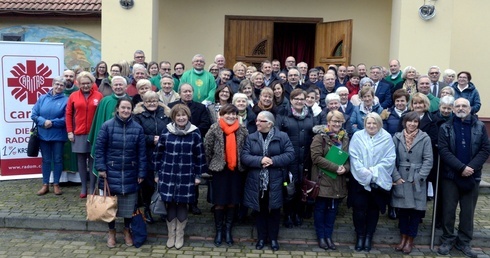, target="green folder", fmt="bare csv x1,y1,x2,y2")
320,145,349,179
